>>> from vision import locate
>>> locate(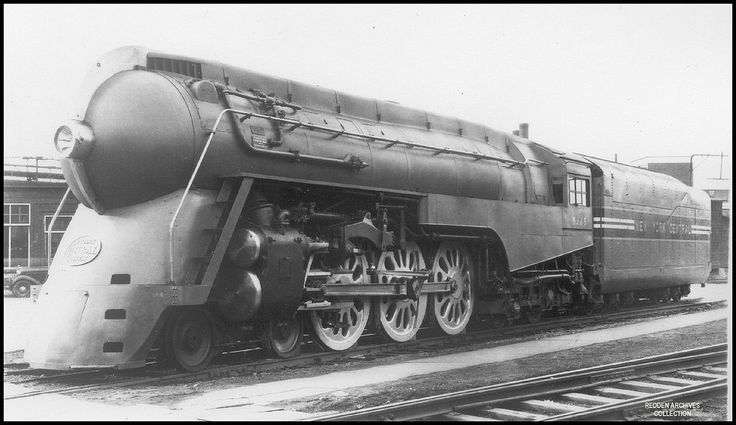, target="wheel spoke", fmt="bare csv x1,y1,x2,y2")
440,298,450,317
